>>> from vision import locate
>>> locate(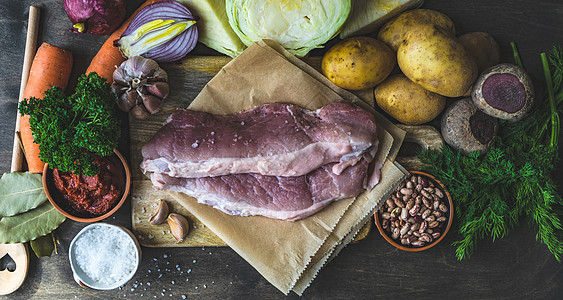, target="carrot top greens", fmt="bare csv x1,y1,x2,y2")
418,45,563,261
19,72,120,176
